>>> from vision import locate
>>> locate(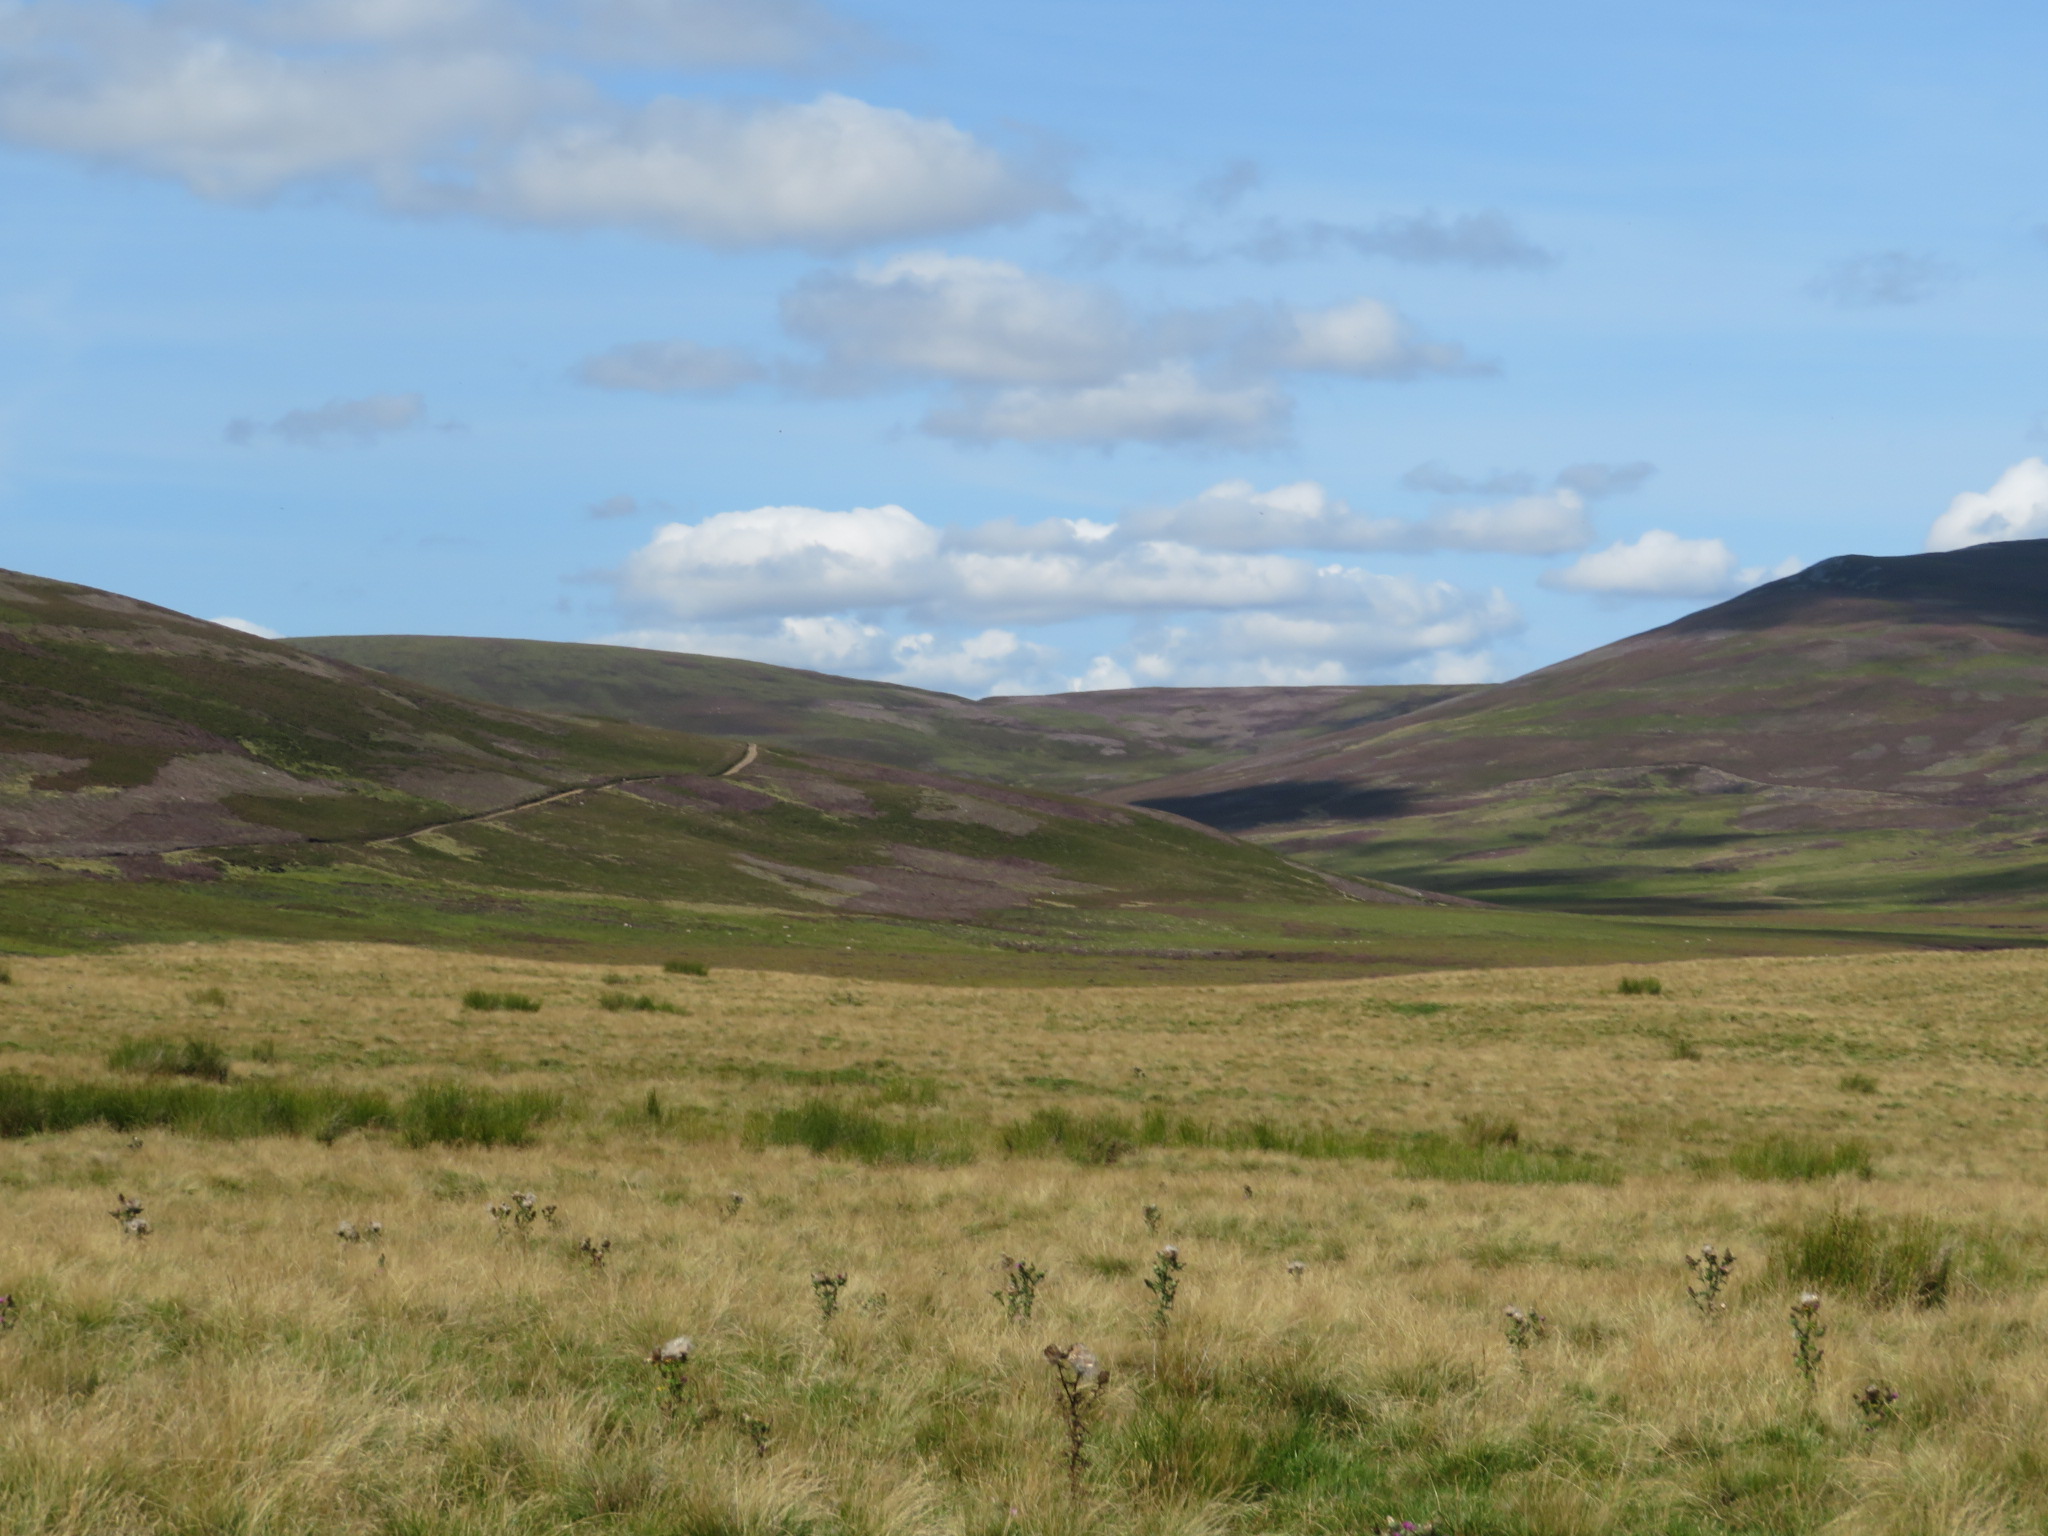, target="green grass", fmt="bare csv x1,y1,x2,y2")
748,1099,975,1166
1725,1135,1874,1181
106,1036,232,1083
662,959,709,977
0,1075,559,1146
1394,1135,1619,1185
1617,975,1664,995
1769,1206,1978,1306
396,1082,561,1147
598,991,680,1013
461,989,541,1013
